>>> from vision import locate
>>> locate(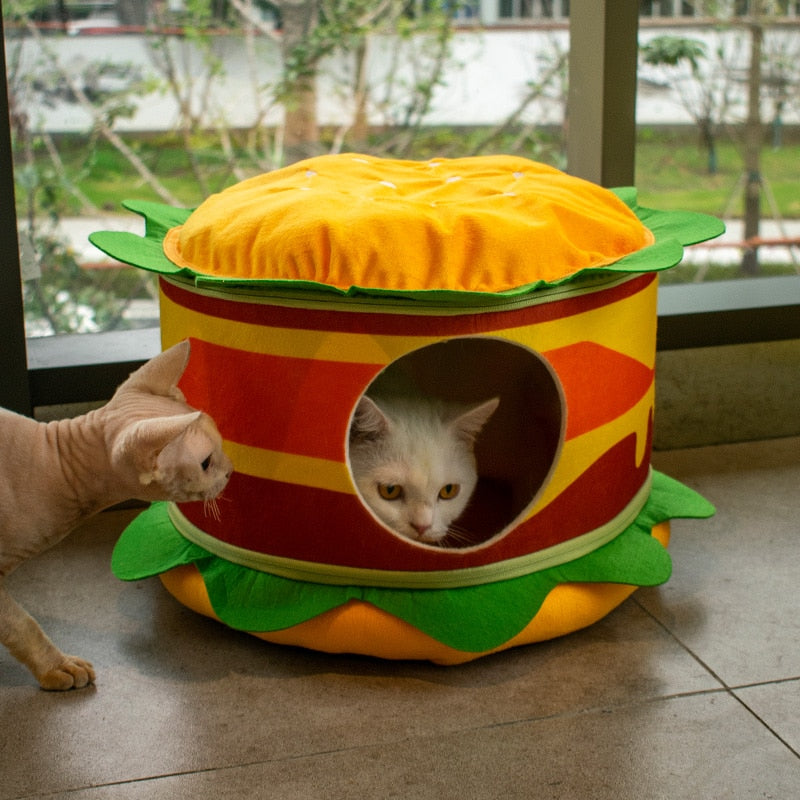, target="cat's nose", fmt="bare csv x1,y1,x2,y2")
411,523,431,537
